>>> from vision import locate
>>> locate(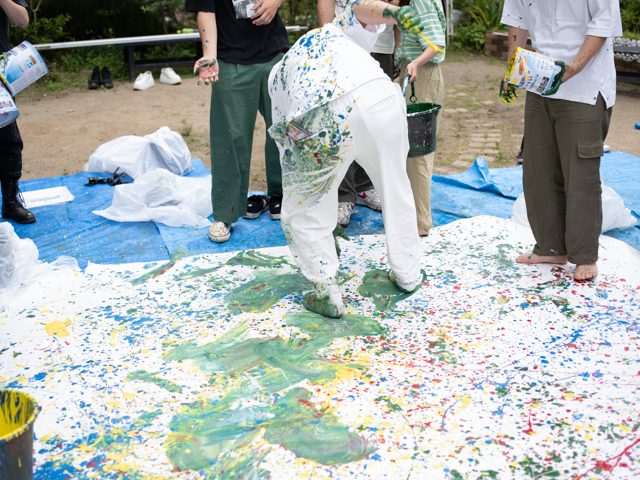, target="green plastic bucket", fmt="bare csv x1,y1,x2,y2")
407,102,440,157
0,390,40,480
